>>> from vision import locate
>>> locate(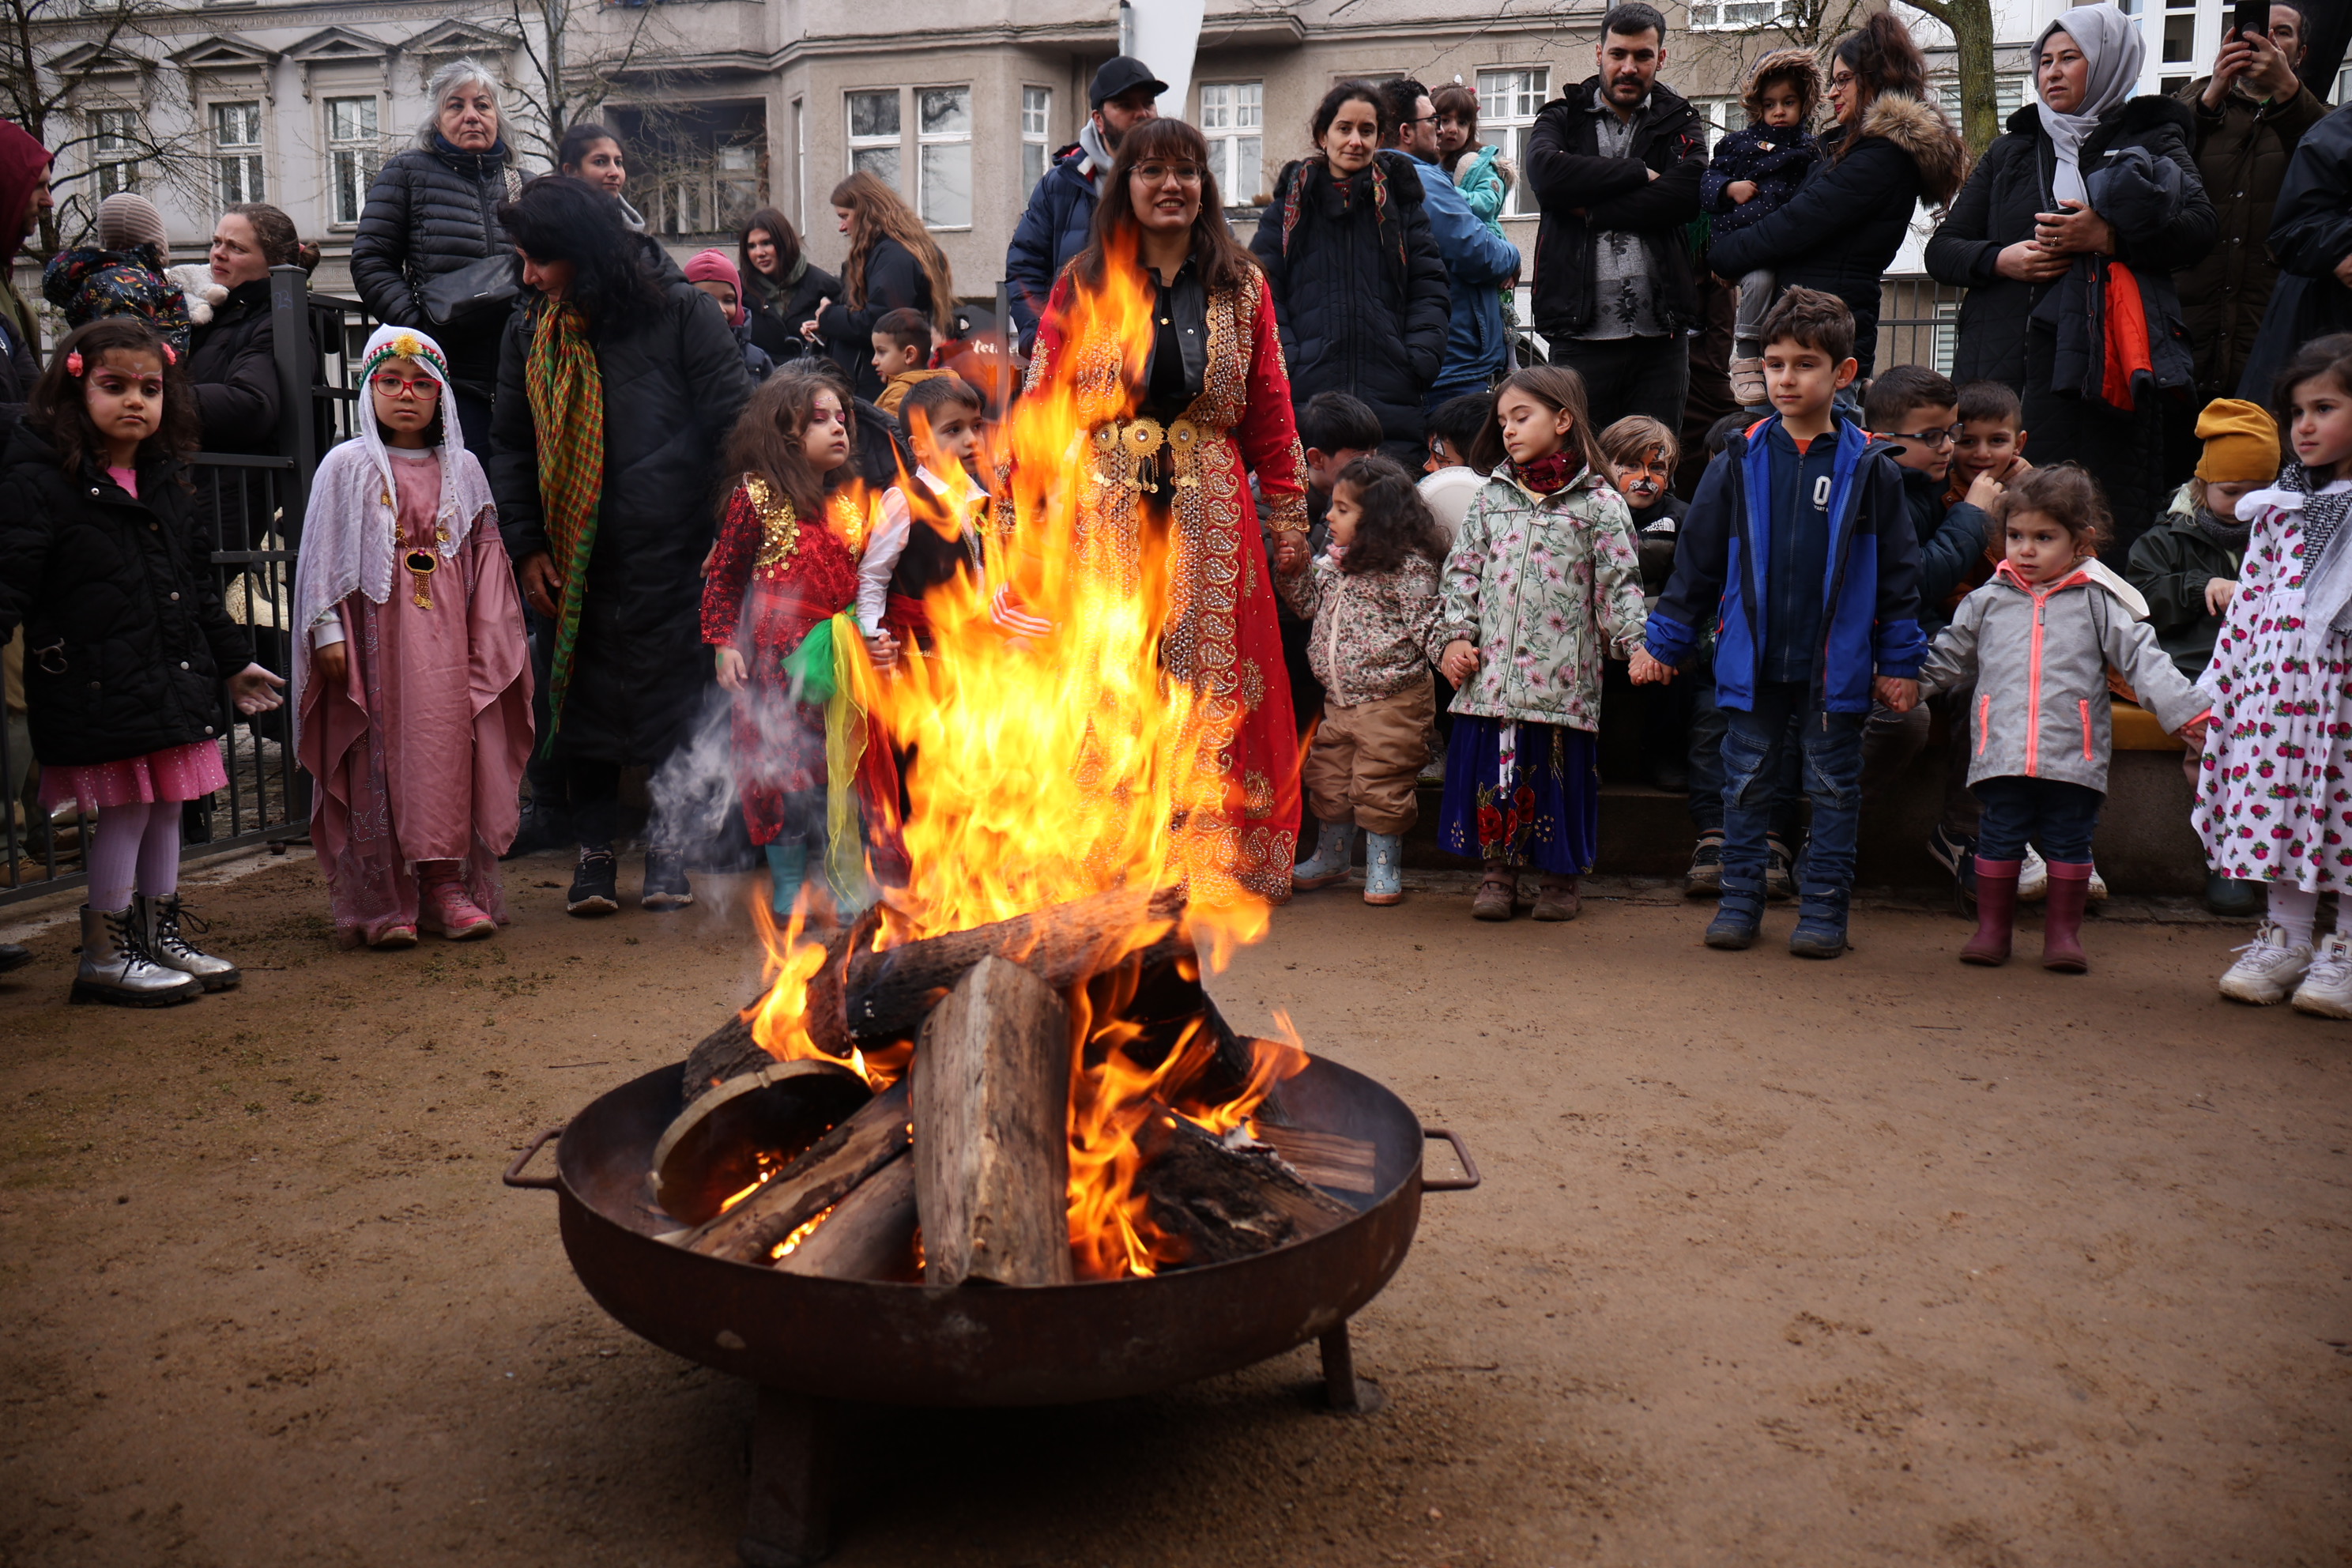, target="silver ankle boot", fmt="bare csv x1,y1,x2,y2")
137,893,240,990
72,905,200,1007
